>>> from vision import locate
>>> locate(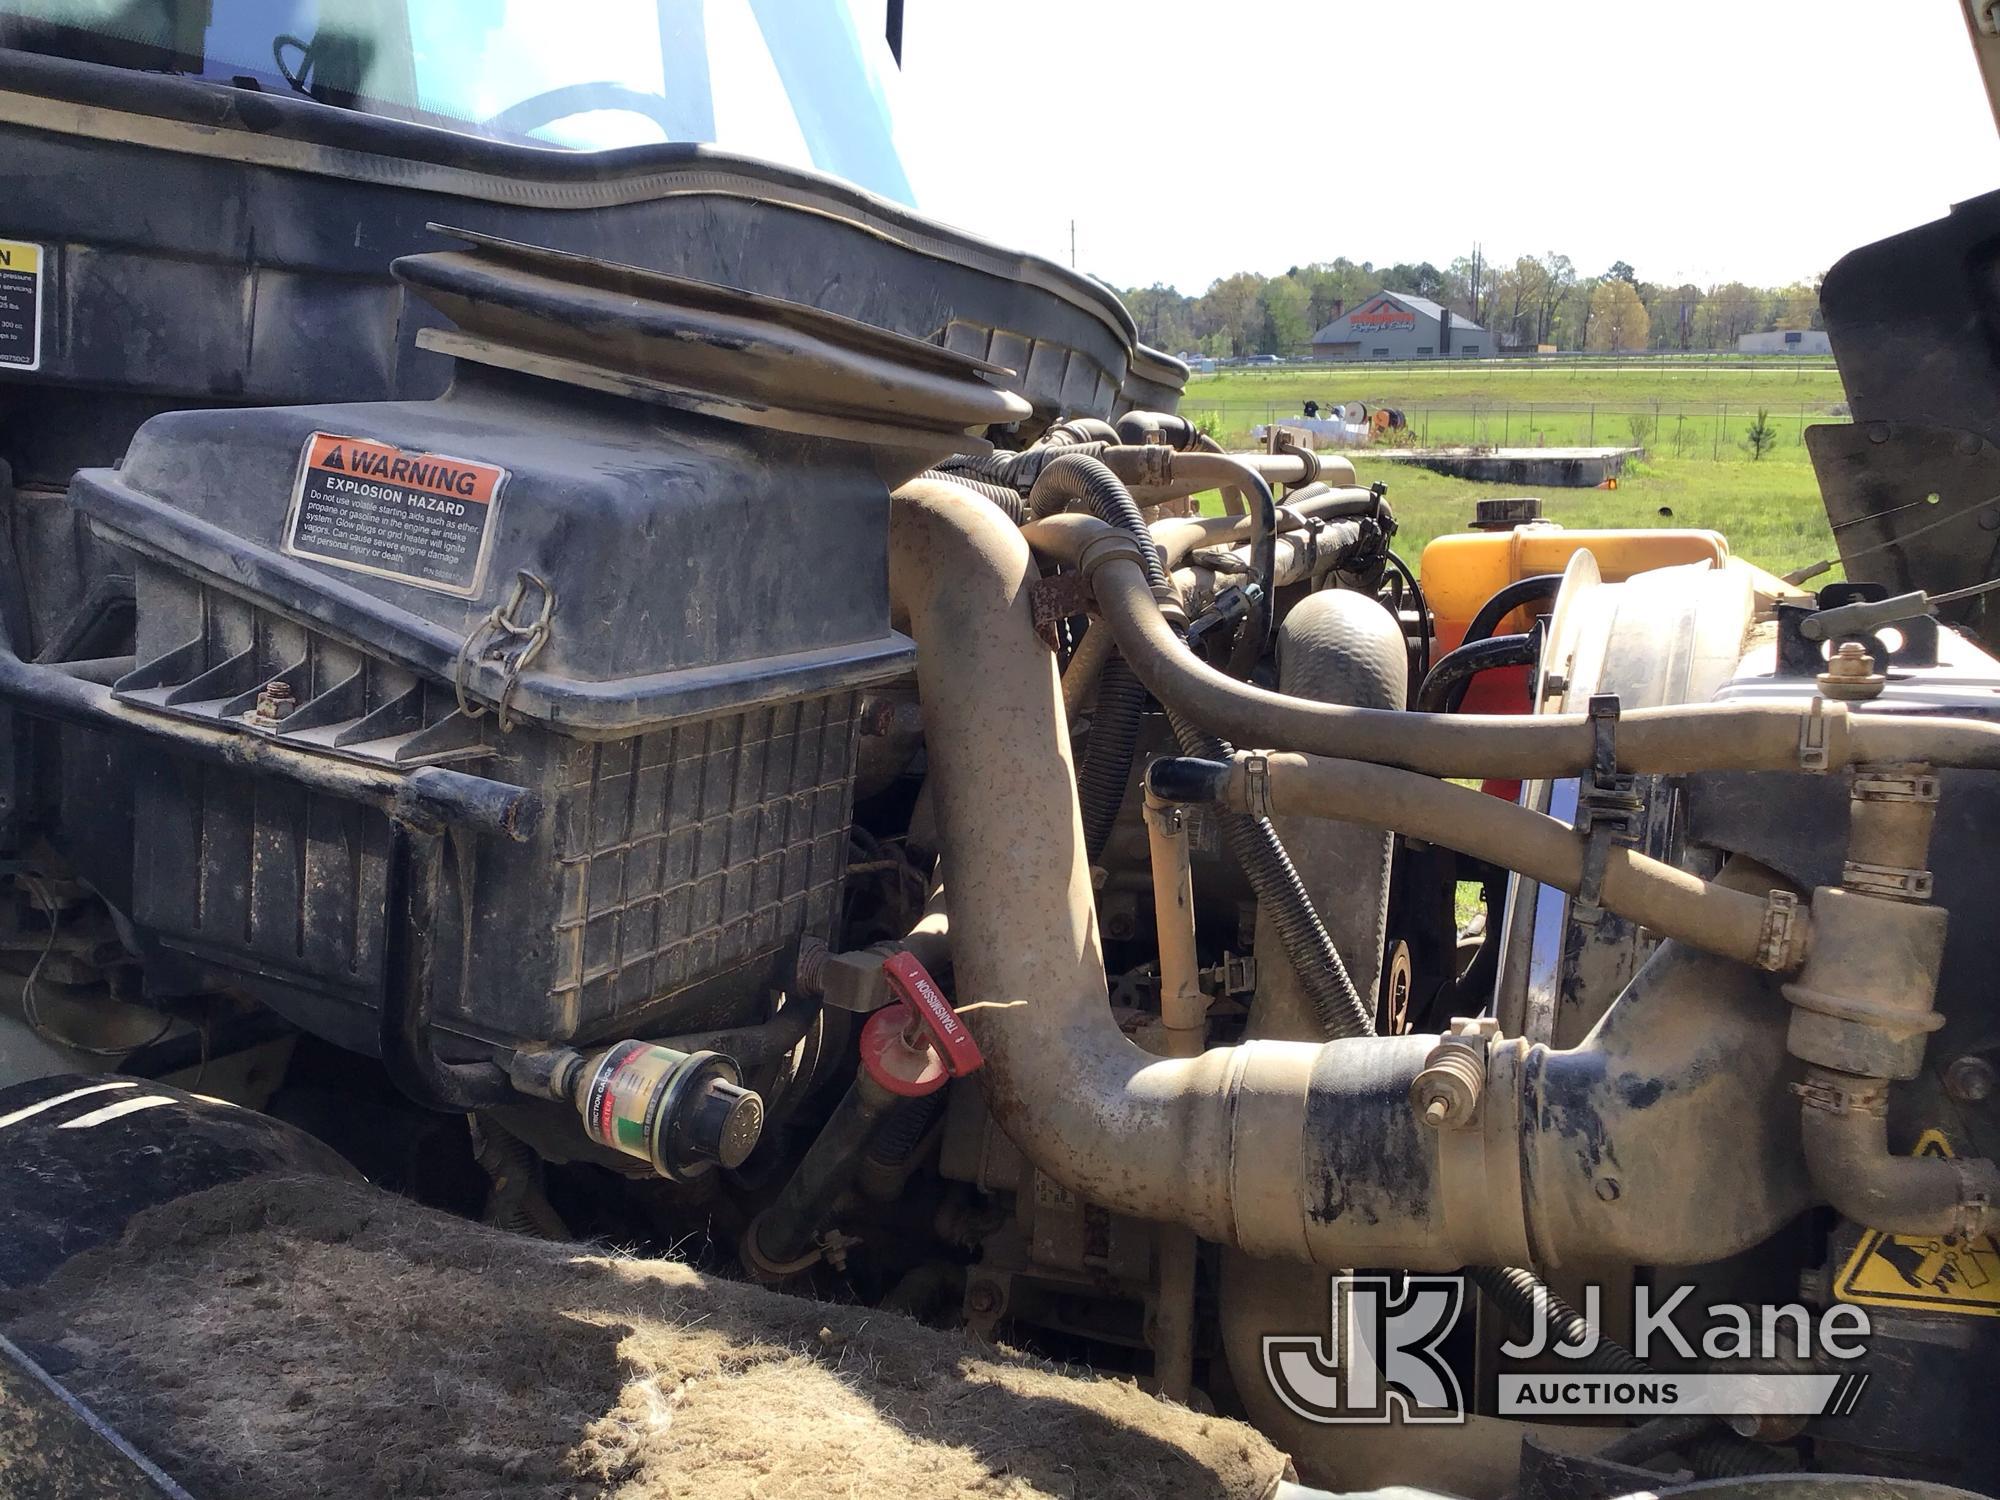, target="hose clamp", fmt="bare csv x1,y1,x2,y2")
1790,1073,1886,1117
1840,859,1934,901
1799,696,1832,771
1239,752,1273,820
1757,889,1803,972
1072,529,1148,583
1574,695,1641,912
